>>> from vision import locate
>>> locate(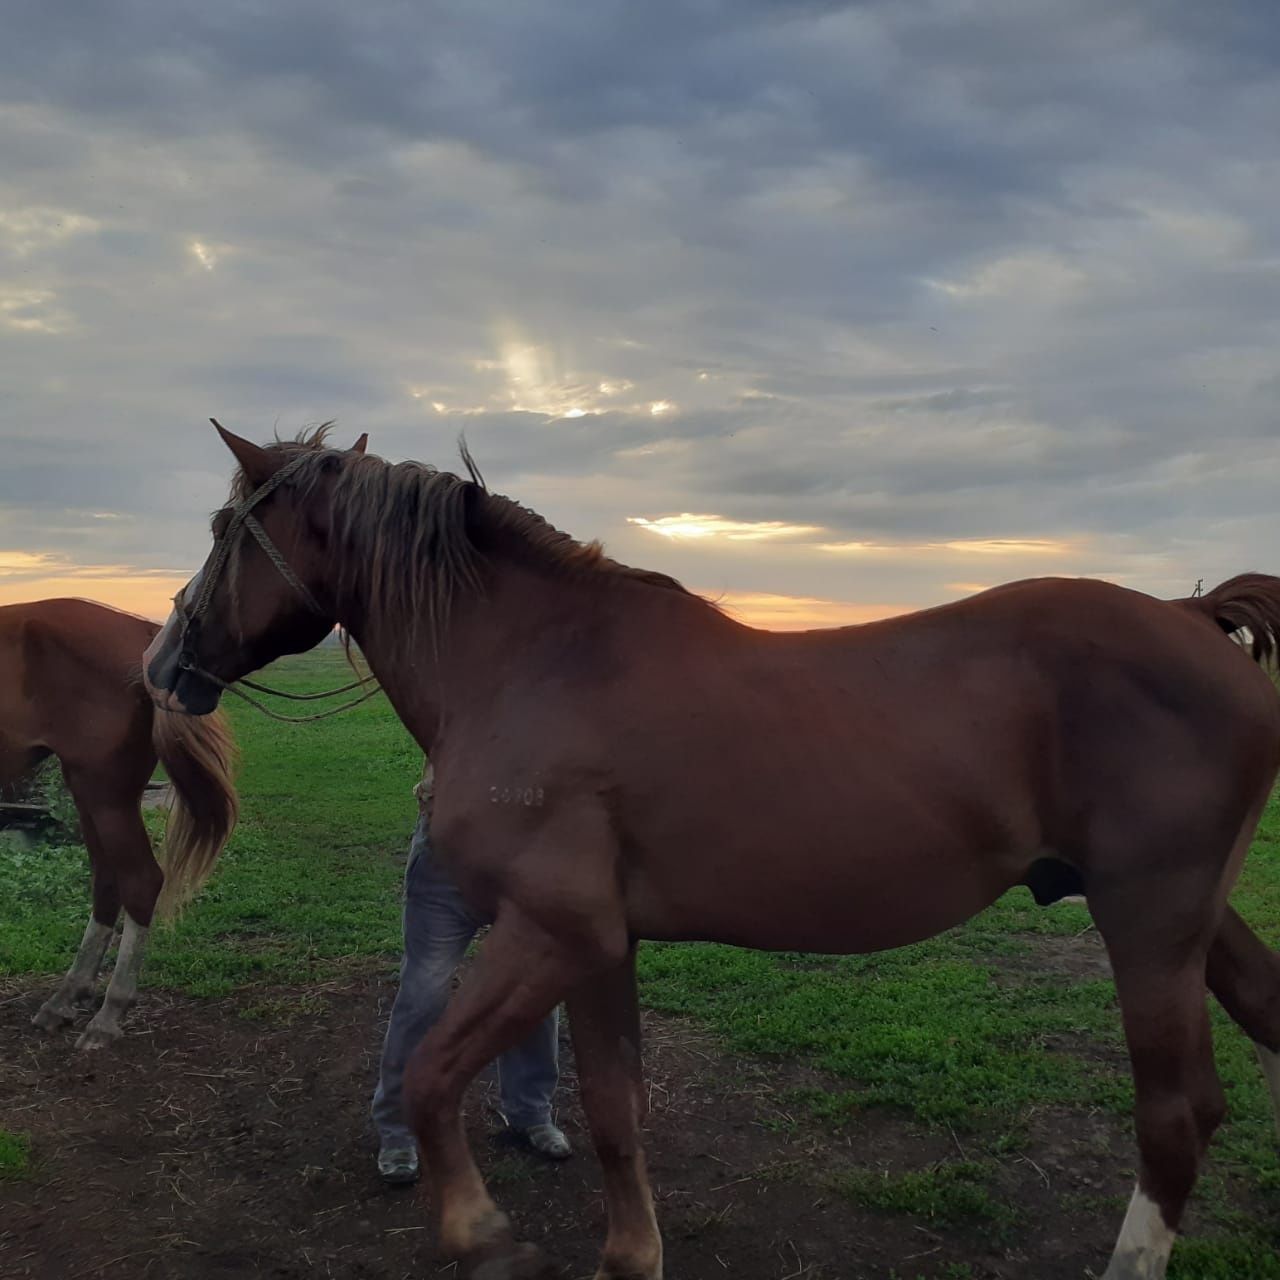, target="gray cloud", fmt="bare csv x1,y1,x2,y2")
1,0,1278,616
